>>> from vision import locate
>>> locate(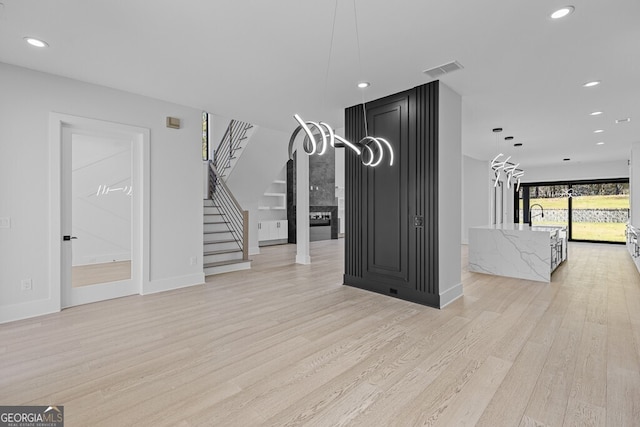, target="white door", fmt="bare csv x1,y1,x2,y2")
61,126,138,307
